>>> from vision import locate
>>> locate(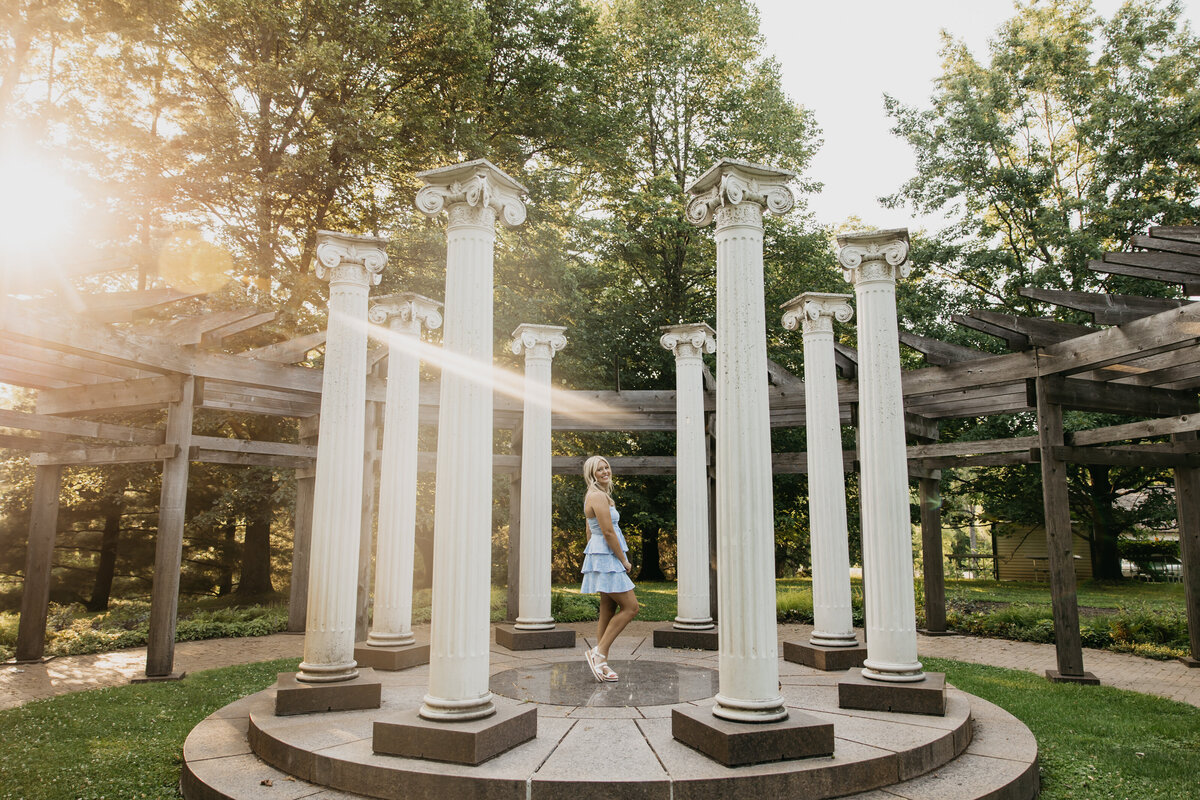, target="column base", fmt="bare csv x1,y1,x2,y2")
653,624,718,651
917,628,956,637
1045,670,1101,685
131,671,187,683
1179,656,1199,668
354,641,431,671
373,704,537,765
838,670,946,716
494,624,576,651
274,669,382,716
671,705,834,766
783,639,866,671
